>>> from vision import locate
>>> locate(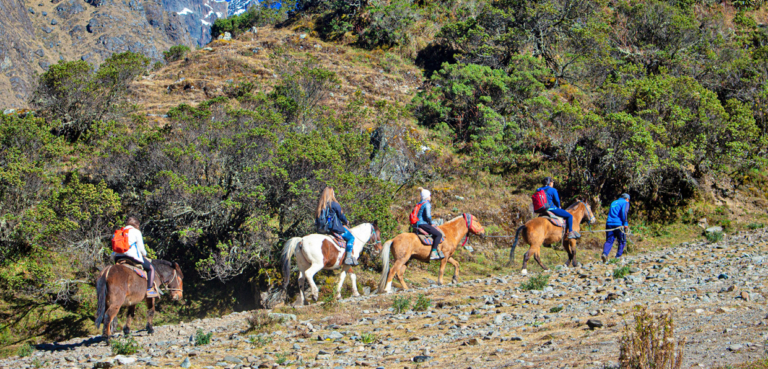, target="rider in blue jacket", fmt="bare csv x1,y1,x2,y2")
602,193,630,262
415,188,444,260
317,187,357,266
536,177,580,239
